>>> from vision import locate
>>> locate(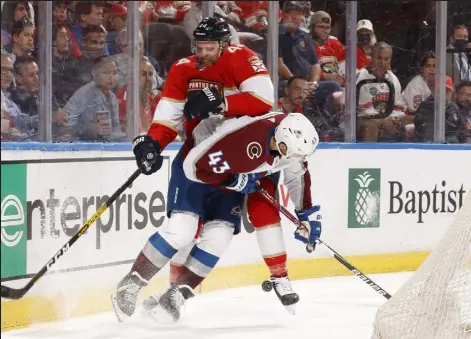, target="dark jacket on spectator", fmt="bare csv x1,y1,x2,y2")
414,95,461,142
6,86,38,117
456,107,471,143
52,55,82,106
